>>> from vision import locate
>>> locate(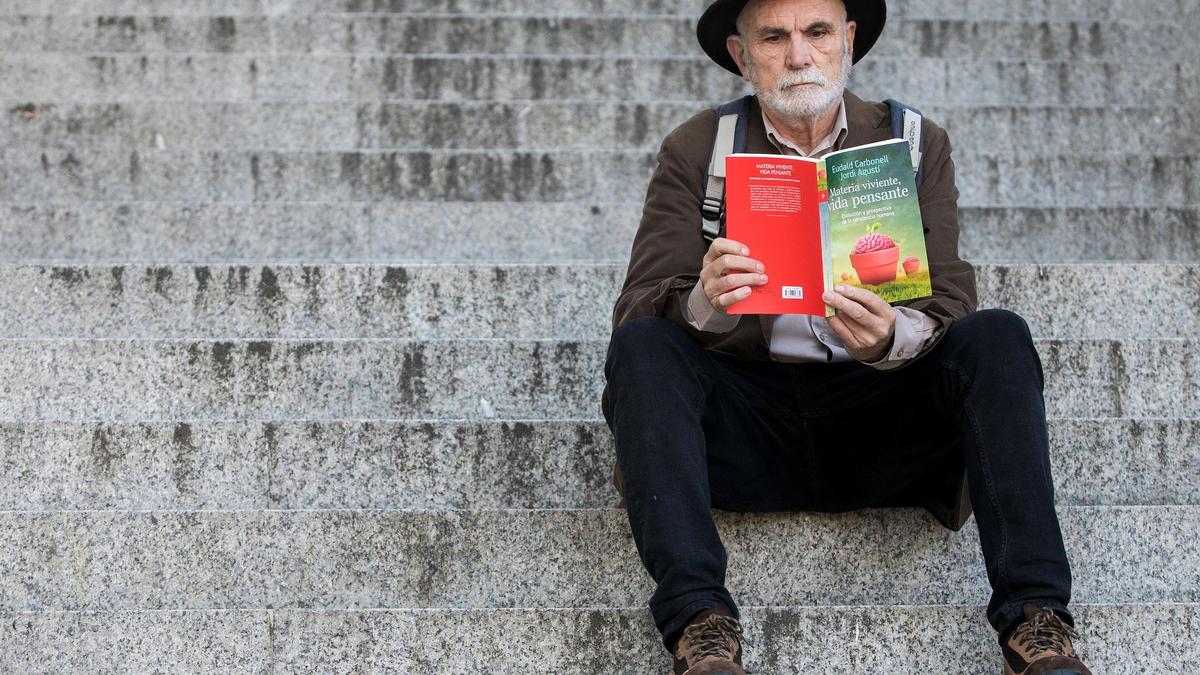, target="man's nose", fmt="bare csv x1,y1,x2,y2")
785,34,815,69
